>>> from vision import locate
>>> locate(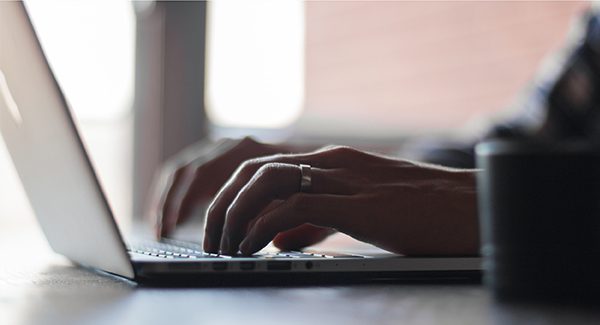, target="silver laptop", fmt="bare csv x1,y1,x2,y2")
0,2,480,285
